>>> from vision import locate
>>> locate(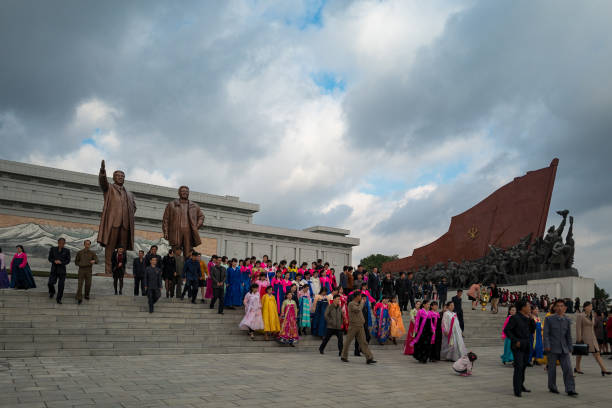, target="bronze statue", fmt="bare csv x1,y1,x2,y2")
97,160,137,275
162,186,204,257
